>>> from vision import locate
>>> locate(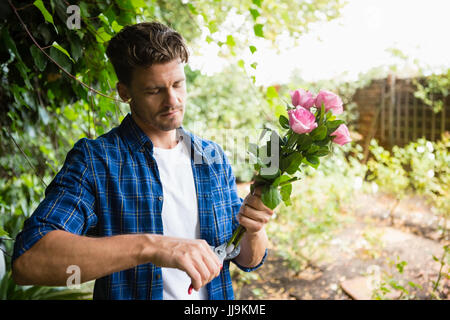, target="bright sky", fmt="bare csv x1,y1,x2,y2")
190,0,450,86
